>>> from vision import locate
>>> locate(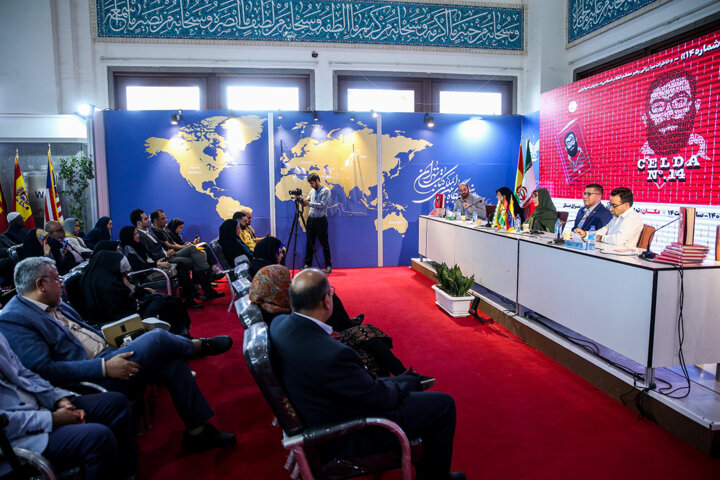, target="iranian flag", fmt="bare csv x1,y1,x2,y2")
515,140,537,215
